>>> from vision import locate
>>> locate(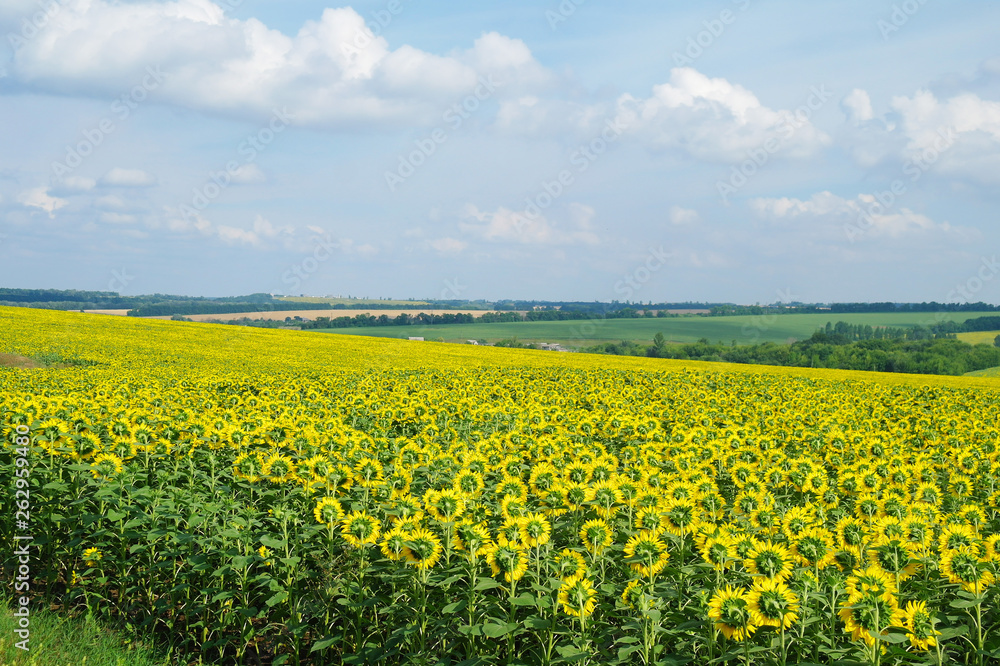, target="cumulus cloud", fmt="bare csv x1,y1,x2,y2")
842,89,873,125
840,83,1000,183
217,214,294,246
3,1,544,129
749,190,960,241
99,168,157,188
610,68,831,162
427,237,467,254
17,187,67,217
459,203,600,246
669,205,700,225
